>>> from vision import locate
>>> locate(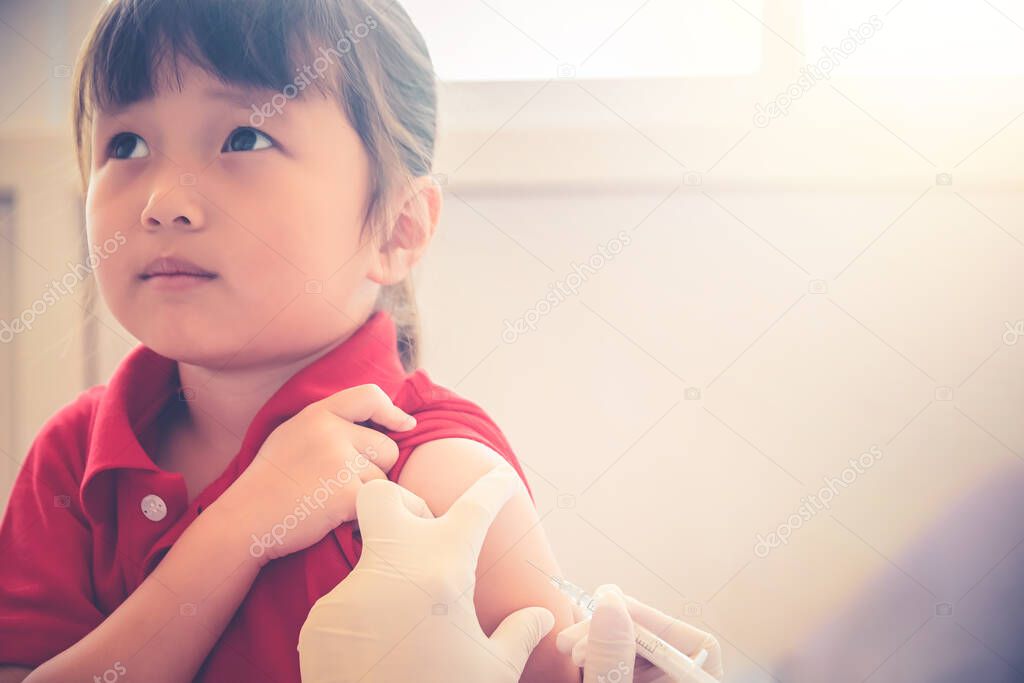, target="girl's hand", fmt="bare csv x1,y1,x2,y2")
213,383,418,567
